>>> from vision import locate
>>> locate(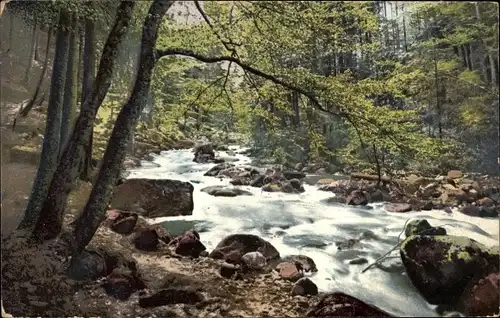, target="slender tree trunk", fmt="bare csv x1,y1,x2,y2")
77,28,84,109
460,45,467,68
8,10,14,52
489,53,498,89
18,12,71,230
19,27,52,117
31,1,136,242
394,2,400,51
402,3,407,52
292,90,300,126
34,25,40,61
23,23,38,84
466,44,473,71
37,88,48,106
80,18,97,181
70,0,174,254
60,15,79,158
434,47,442,139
